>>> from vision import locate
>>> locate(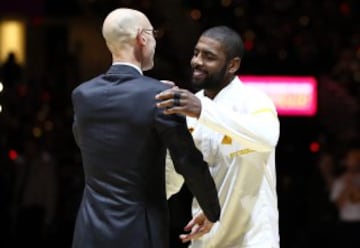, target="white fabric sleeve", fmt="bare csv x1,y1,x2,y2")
198,92,280,152
165,149,184,199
